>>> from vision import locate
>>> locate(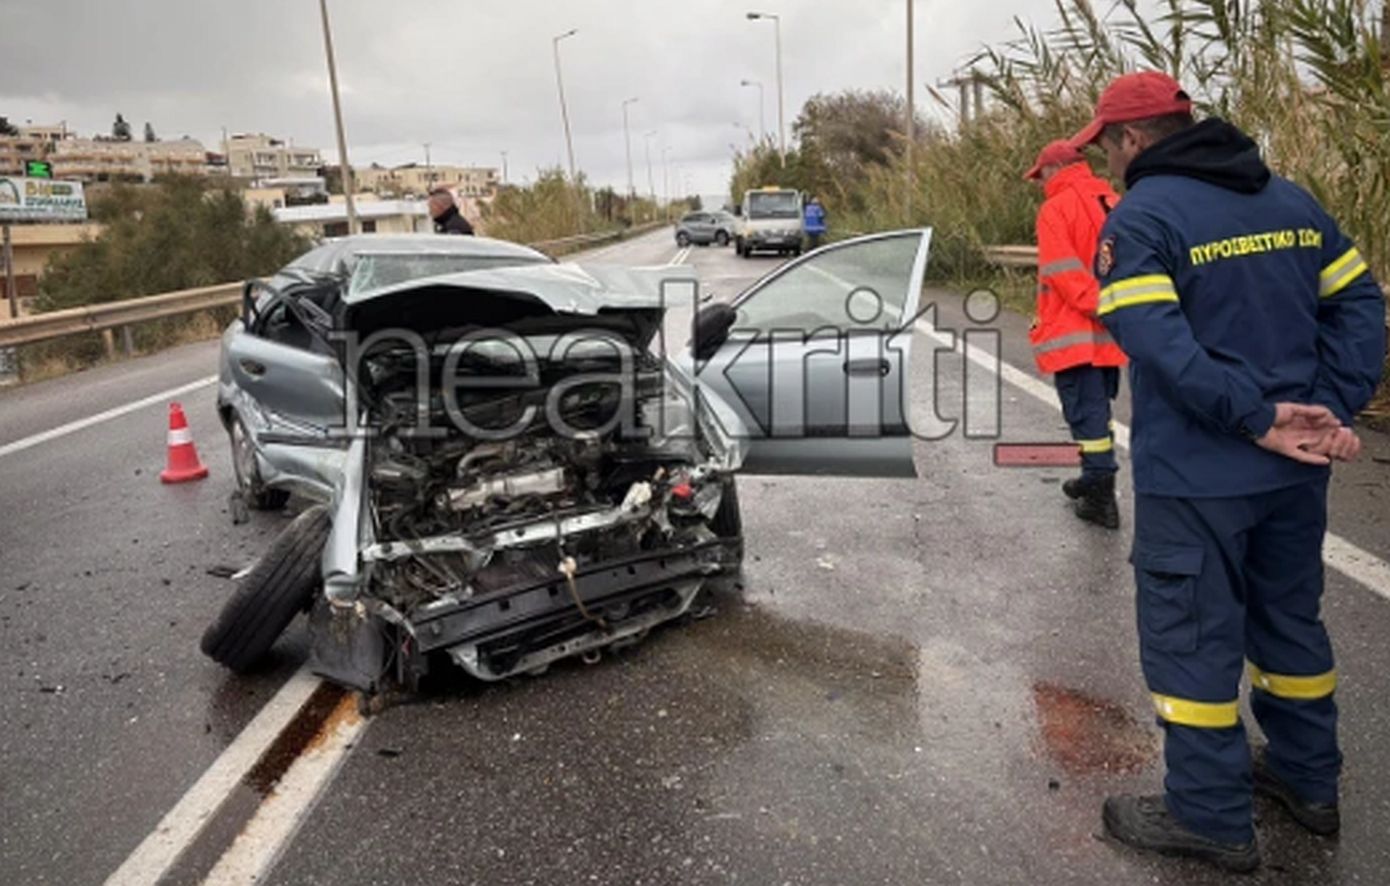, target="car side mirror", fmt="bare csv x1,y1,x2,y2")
732,206,743,217
692,302,737,360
